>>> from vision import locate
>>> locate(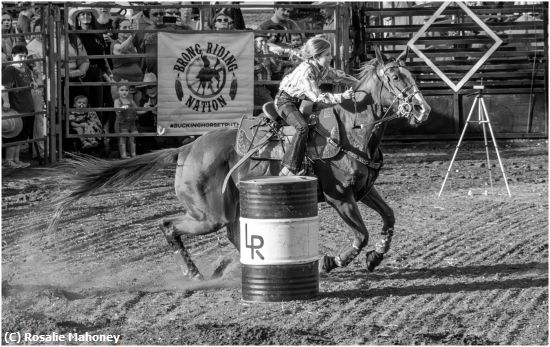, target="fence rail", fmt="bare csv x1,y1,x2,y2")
1,2,547,165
